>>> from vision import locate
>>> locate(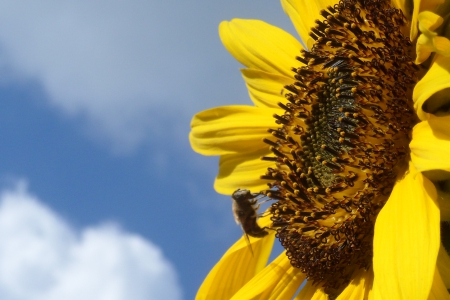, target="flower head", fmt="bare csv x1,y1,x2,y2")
190,0,450,298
